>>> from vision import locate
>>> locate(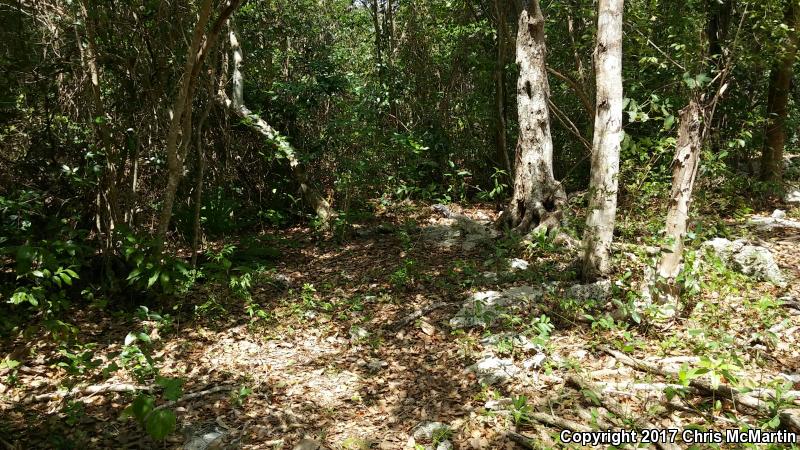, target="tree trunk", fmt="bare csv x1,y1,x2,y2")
760,2,799,185
492,0,512,176
192,65,217,268
498,0,565,234
156,0,241,249
655,100,702,303
706,0,732,60
78,0,119,255
581,0,624,281
224,29,335,227
371,0,384,97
